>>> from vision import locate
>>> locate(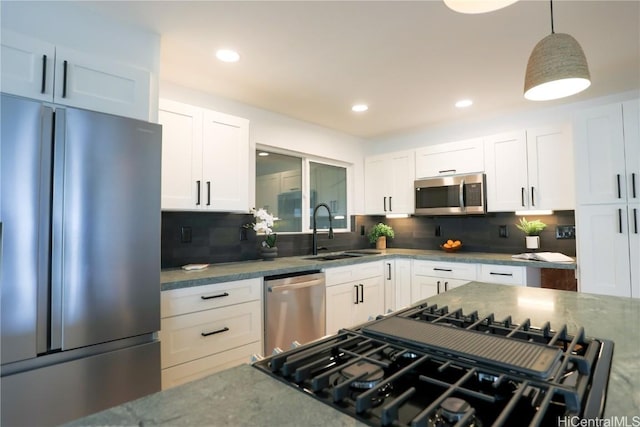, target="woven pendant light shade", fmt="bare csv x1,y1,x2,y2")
524,32,591,101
